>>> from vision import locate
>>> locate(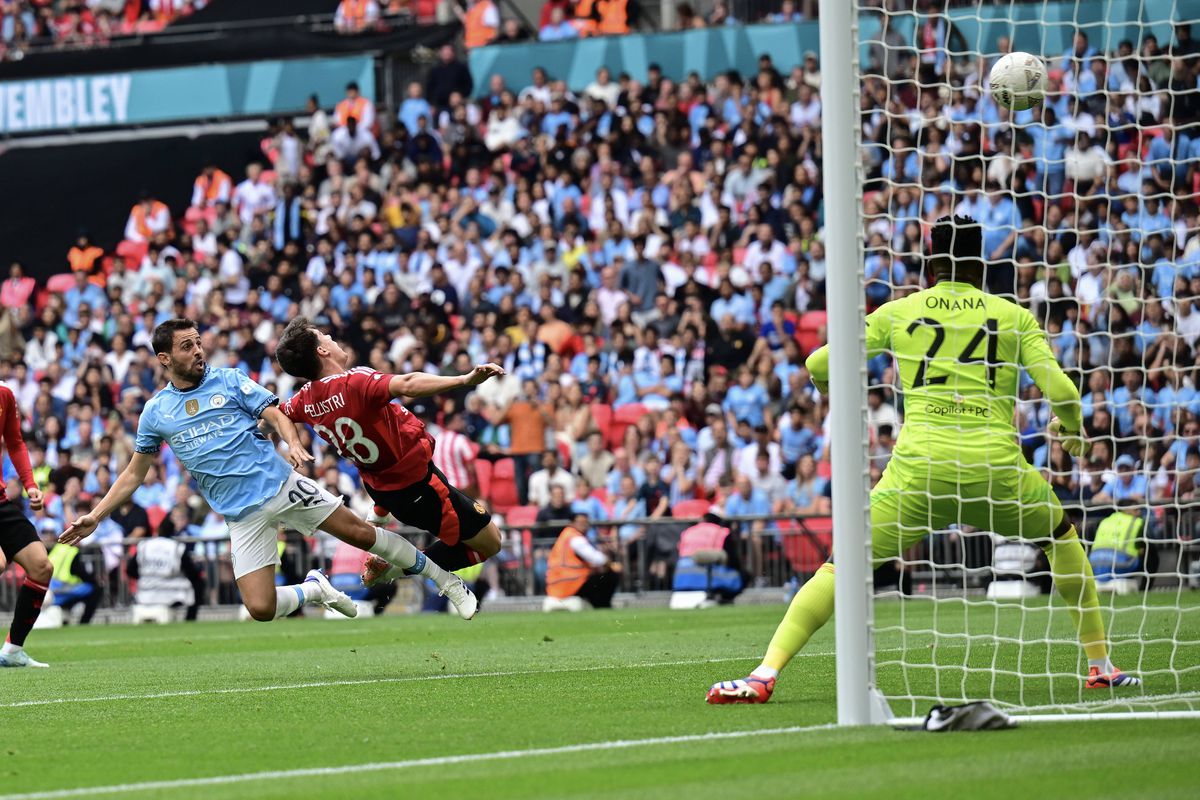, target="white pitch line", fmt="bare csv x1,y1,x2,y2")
0,724,835,800
0,655,767,709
